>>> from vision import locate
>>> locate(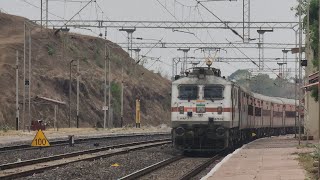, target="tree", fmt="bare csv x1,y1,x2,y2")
306,0,319,101
229,70,297,99
229,69,251,81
